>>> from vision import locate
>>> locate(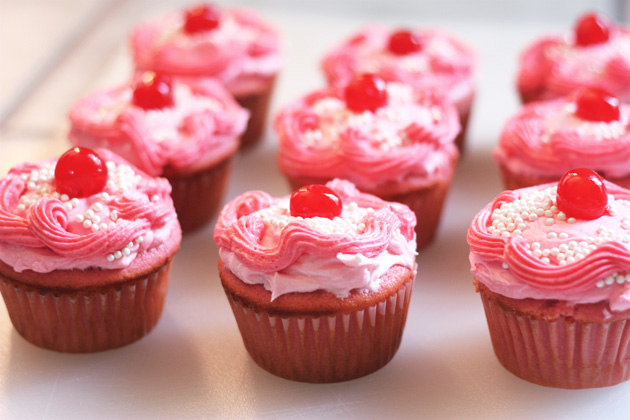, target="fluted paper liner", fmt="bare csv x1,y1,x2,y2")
0,260,173,353
235,78,276,149
226,278,414,383
167,156,233,233
480,287,630,388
